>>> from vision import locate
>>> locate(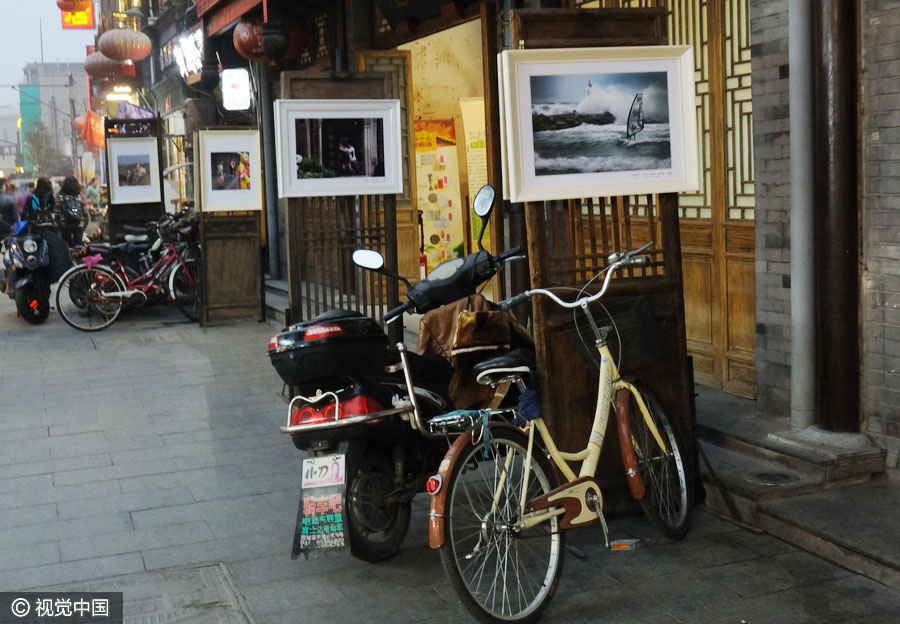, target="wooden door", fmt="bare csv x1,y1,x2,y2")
580,0,757,397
